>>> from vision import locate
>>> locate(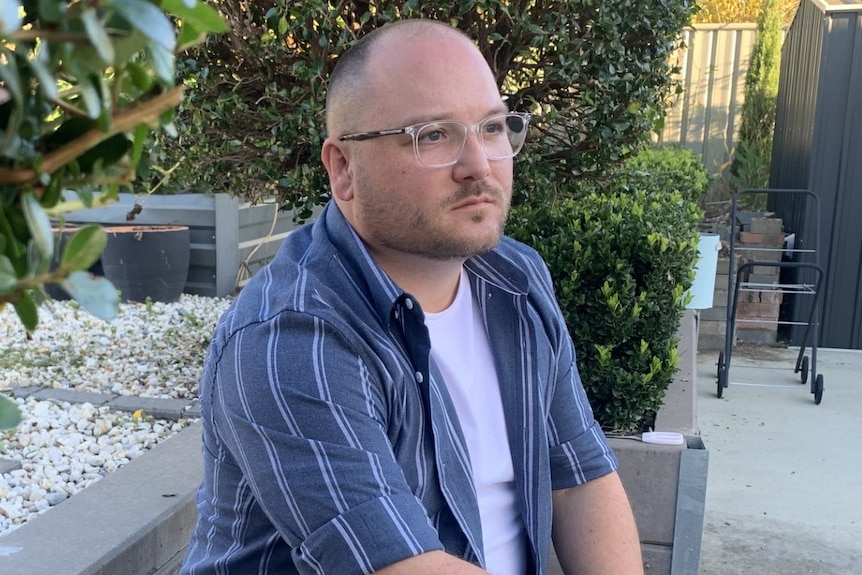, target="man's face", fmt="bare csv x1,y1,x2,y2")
332,34,514,262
